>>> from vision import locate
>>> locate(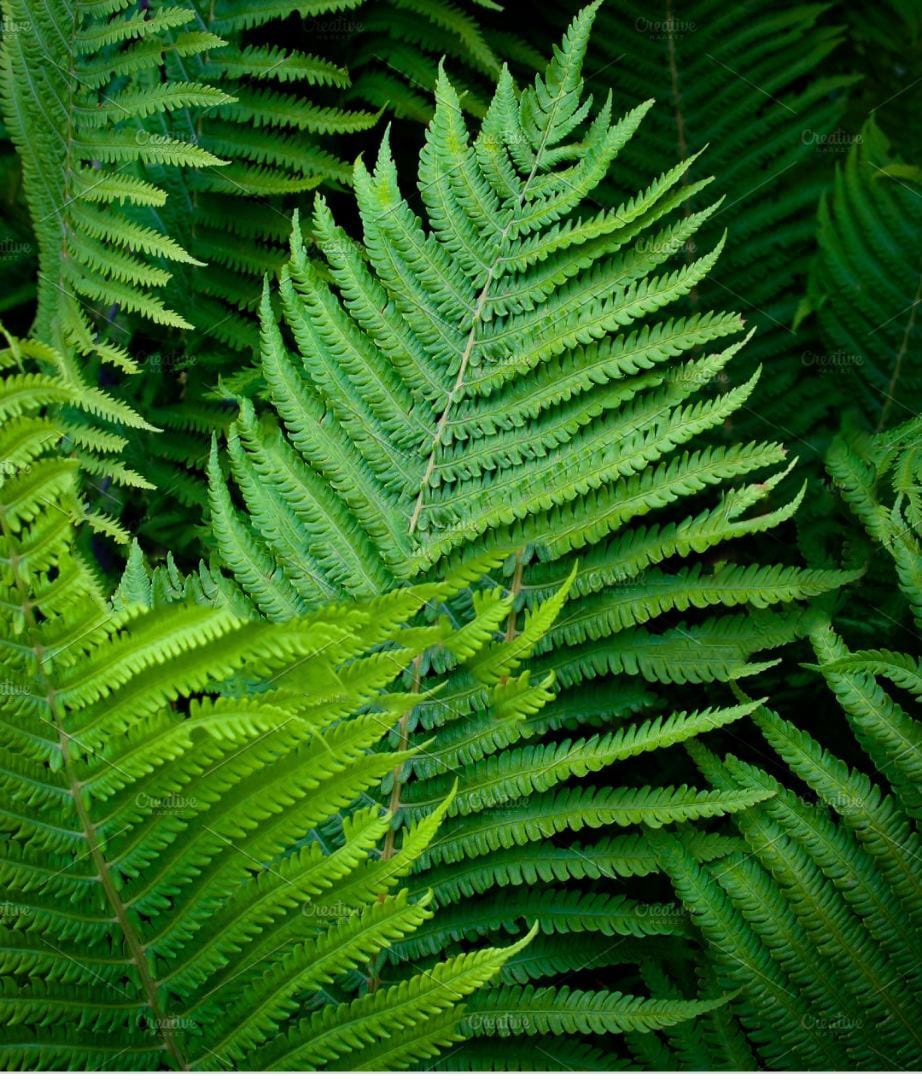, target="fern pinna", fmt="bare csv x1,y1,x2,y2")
650,421,922,1069
0,340,550,1070
202,3,857,1063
